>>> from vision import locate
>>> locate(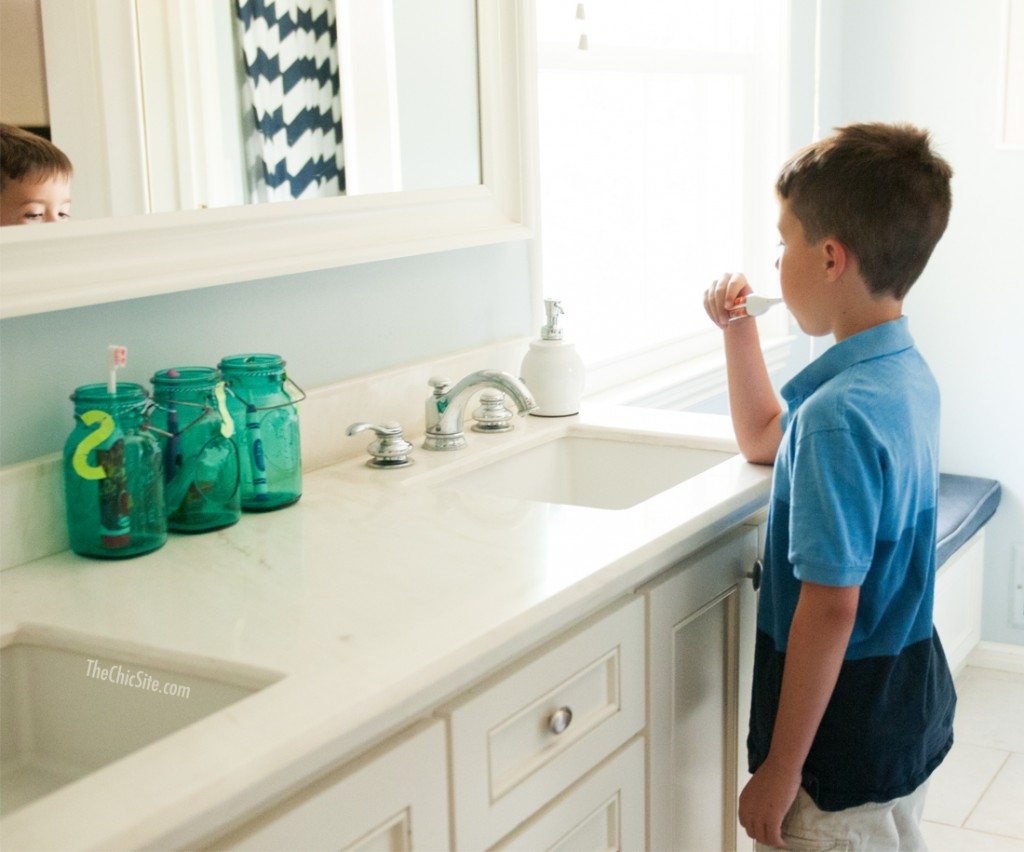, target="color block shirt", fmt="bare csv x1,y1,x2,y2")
748,317,956,811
